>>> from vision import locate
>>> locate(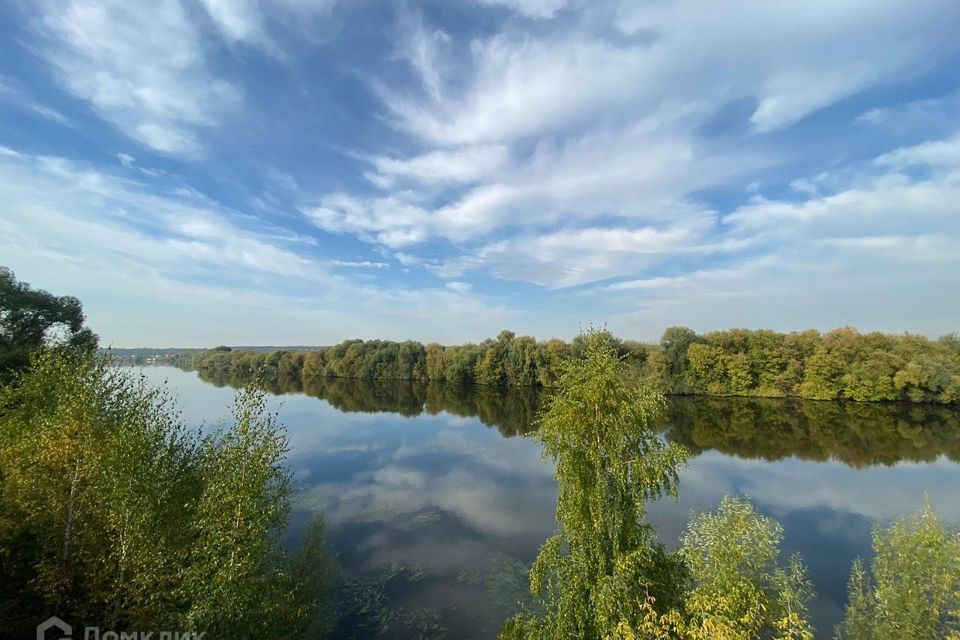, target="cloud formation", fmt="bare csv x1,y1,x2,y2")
0,0,958,343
